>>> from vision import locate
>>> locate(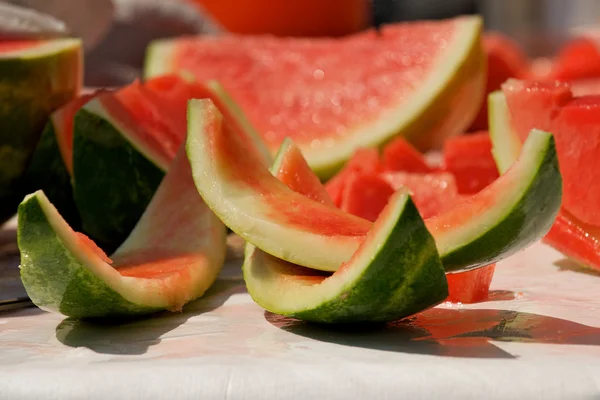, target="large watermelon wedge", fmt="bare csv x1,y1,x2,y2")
187,96,562,273
18,147,226,319
149,16,485,178
0,38,82,223
72,77,266,251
